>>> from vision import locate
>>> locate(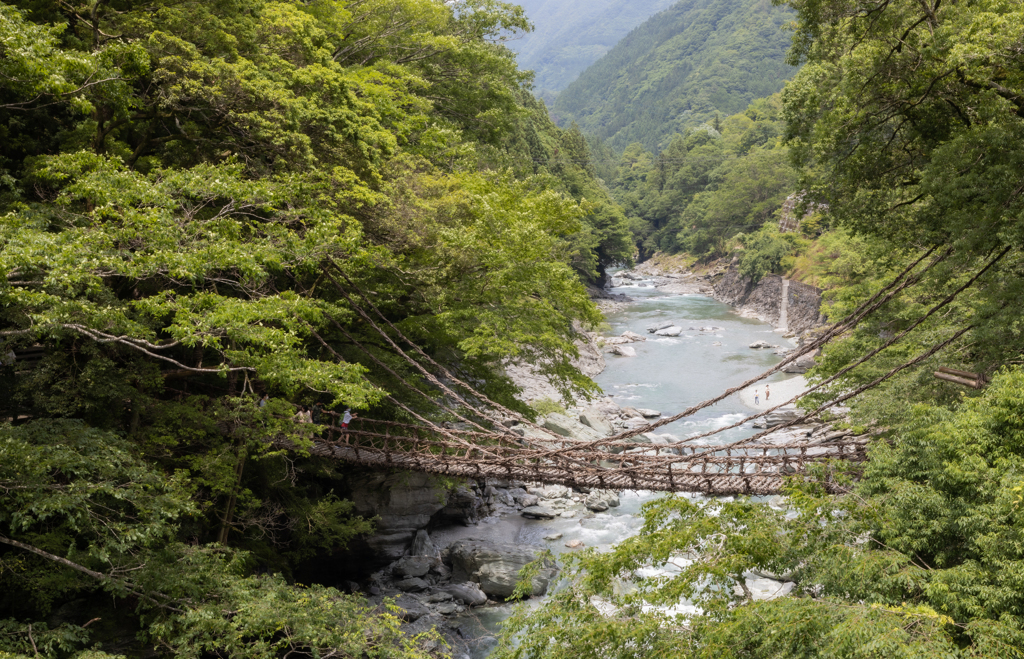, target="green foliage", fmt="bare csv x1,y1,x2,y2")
529,397,567,417
496,369,1024,658
553,0,798,152
604,94,797,260
736,224,798,282
0,0,634,654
